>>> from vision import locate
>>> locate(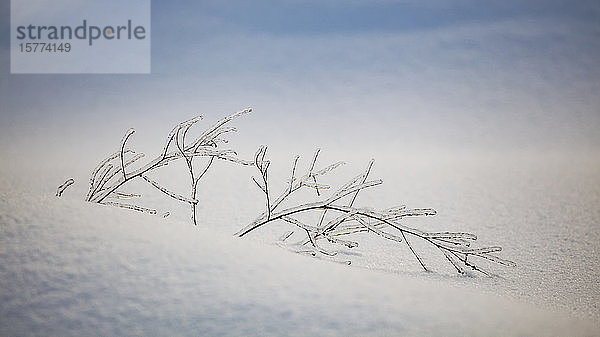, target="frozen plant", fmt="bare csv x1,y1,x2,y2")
236,147,516,276
59,109,514,275
82,108,253,225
